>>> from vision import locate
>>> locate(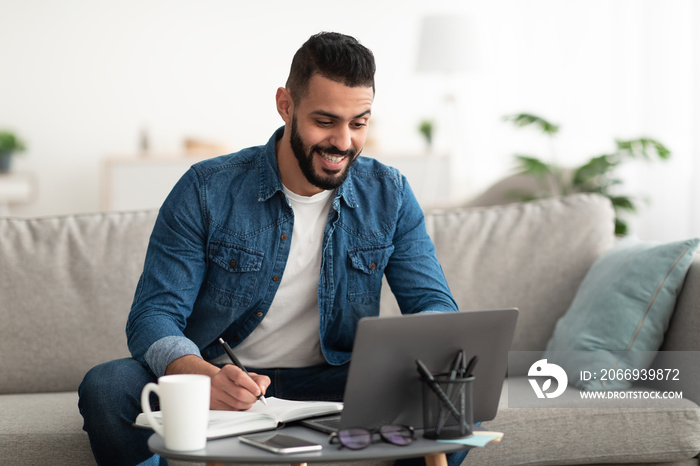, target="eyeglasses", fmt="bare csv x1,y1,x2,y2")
329,425,415,450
